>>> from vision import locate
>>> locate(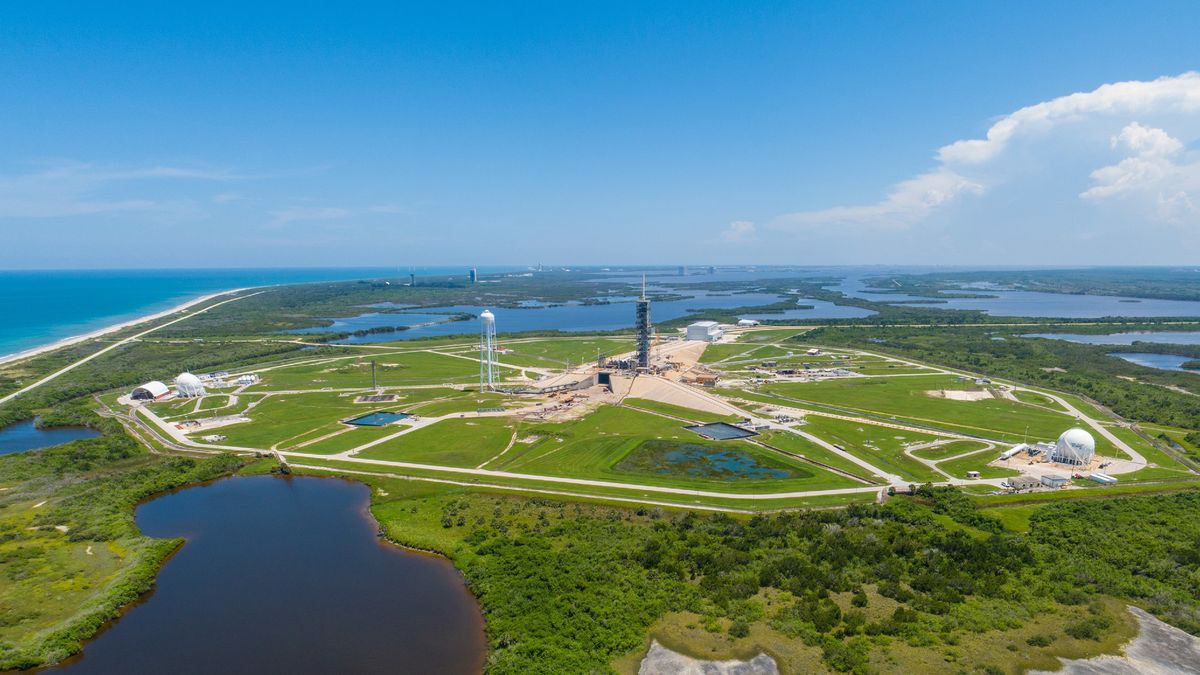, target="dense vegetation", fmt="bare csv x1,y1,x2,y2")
864,267,1200,302
369,481,1200,674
